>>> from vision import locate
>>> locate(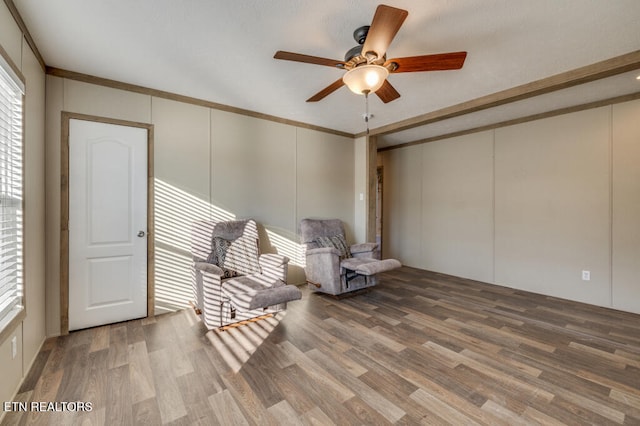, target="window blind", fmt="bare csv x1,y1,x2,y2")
0,54,24,332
